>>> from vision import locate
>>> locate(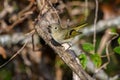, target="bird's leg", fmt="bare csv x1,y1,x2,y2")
61,42,72,50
